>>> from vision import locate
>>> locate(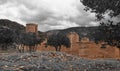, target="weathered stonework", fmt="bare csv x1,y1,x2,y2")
115,47,120,58
67,32,79,44
24,24,119,59
26,23,38,34
67,32,79,50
